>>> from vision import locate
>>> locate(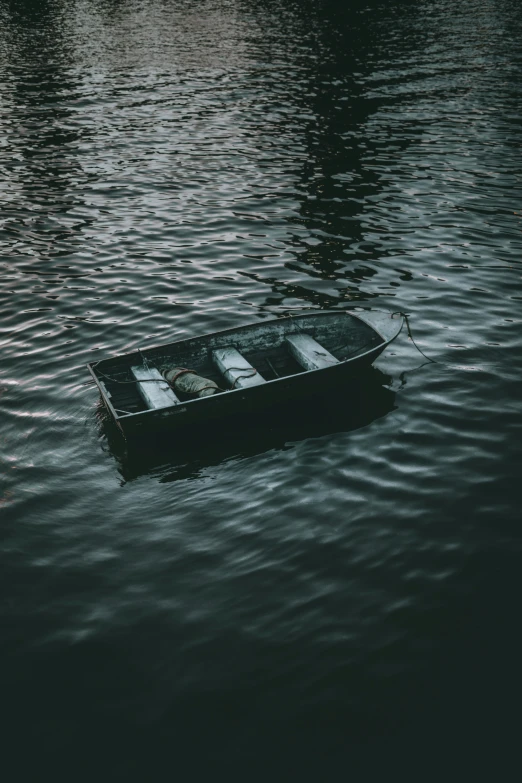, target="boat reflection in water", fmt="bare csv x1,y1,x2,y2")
98,366,397,484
